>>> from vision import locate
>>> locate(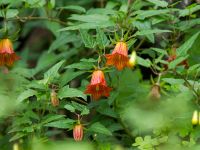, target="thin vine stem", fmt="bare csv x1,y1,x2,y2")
8,16,68,26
